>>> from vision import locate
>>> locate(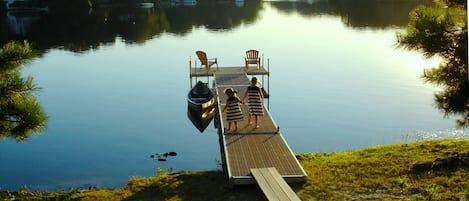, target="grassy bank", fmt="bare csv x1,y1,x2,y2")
2,139,468,201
